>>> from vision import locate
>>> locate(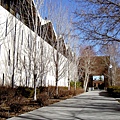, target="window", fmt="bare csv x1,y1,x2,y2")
30,35,32,48
14,23,16,38
10,8,15,15
21,30,23,45
28,34,29,47
29,59,31,70
0,45,1,55
37,16,41,35
5,18,8,36
41,45,43,55
24,56,25,64
38,41,39,49
16,12,20,20
10,0,15,12
2,73,4,86
8,49,10,66
16,52,18,67
1,0,10,11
